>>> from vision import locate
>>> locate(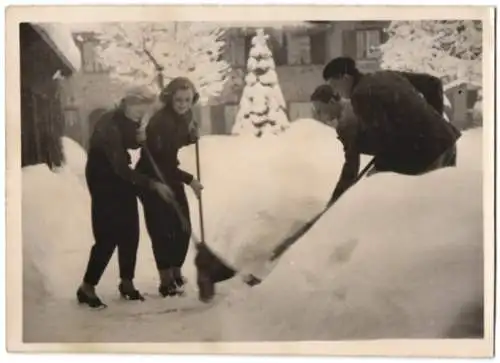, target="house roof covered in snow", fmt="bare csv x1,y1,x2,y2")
444,78,482,92
31,23,82,73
